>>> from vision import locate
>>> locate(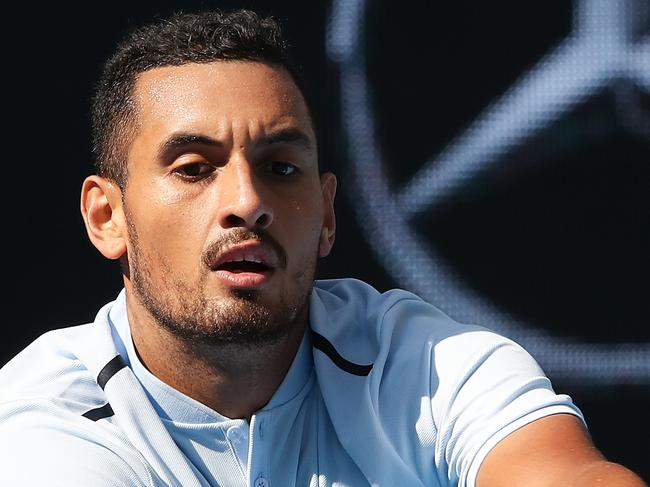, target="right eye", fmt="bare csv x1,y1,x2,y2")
173,162,216,180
